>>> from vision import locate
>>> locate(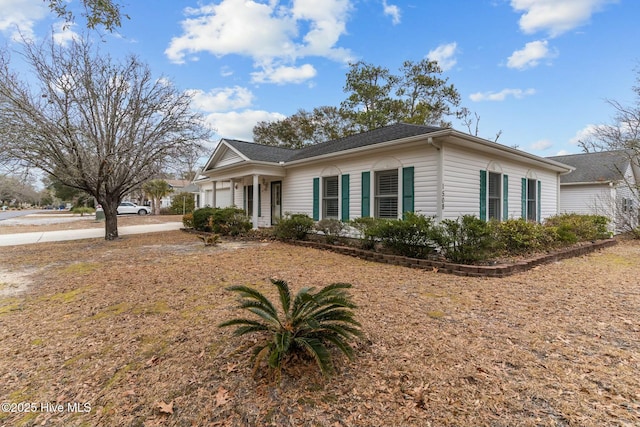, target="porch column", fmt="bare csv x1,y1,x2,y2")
212,180,217,208
229,179,235,207
252,174,259,229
